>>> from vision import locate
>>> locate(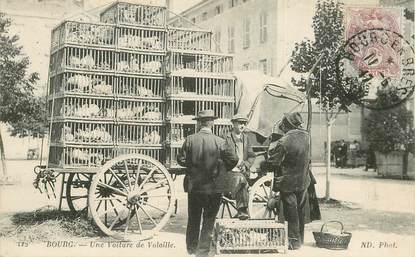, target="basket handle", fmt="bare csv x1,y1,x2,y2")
320,220,344,233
